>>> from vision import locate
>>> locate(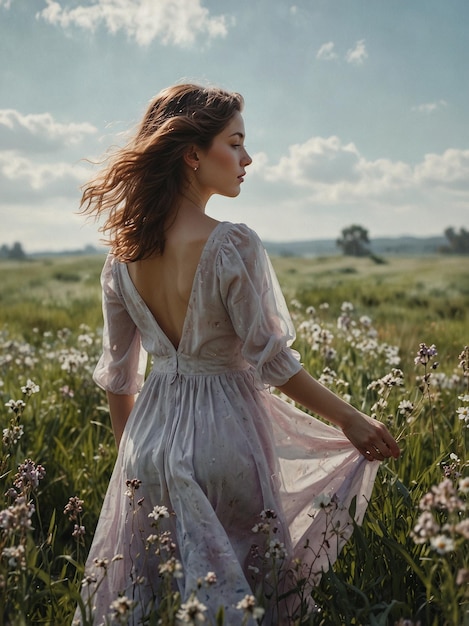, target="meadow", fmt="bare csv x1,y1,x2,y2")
0,252,467,625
